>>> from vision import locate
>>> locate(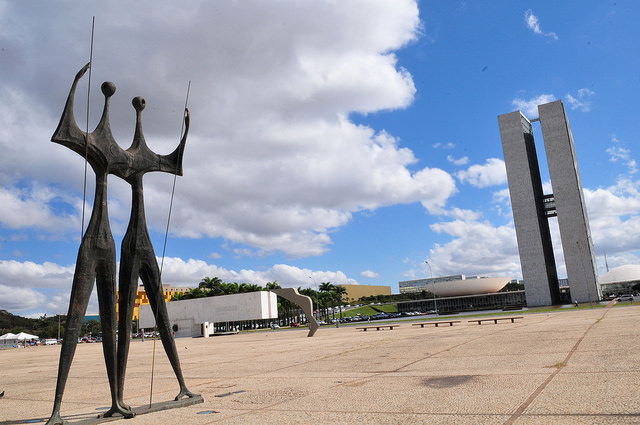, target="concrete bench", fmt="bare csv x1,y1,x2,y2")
412,321,461,328
356,325,398,331
468,316,523,325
